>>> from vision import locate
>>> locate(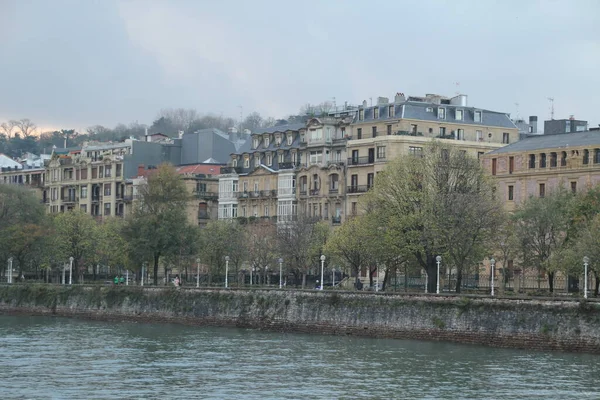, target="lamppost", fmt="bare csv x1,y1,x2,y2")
320,255,326,290
69,257,74,285
376,264,380,292
251,267,254,286
583,256,589,299
265,266,269,285
141,262,145,286
62,263,66,285
7,258,13,284
126,269,129,286
436,255,442,294
278,258,283,289
225,256,230,289
490,258,495,296
332,267,336,287
196,257,201,288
